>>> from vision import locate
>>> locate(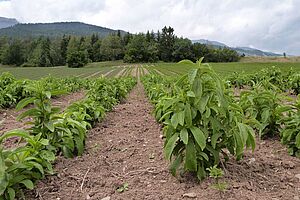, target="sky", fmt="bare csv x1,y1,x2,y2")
0,0,299,55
